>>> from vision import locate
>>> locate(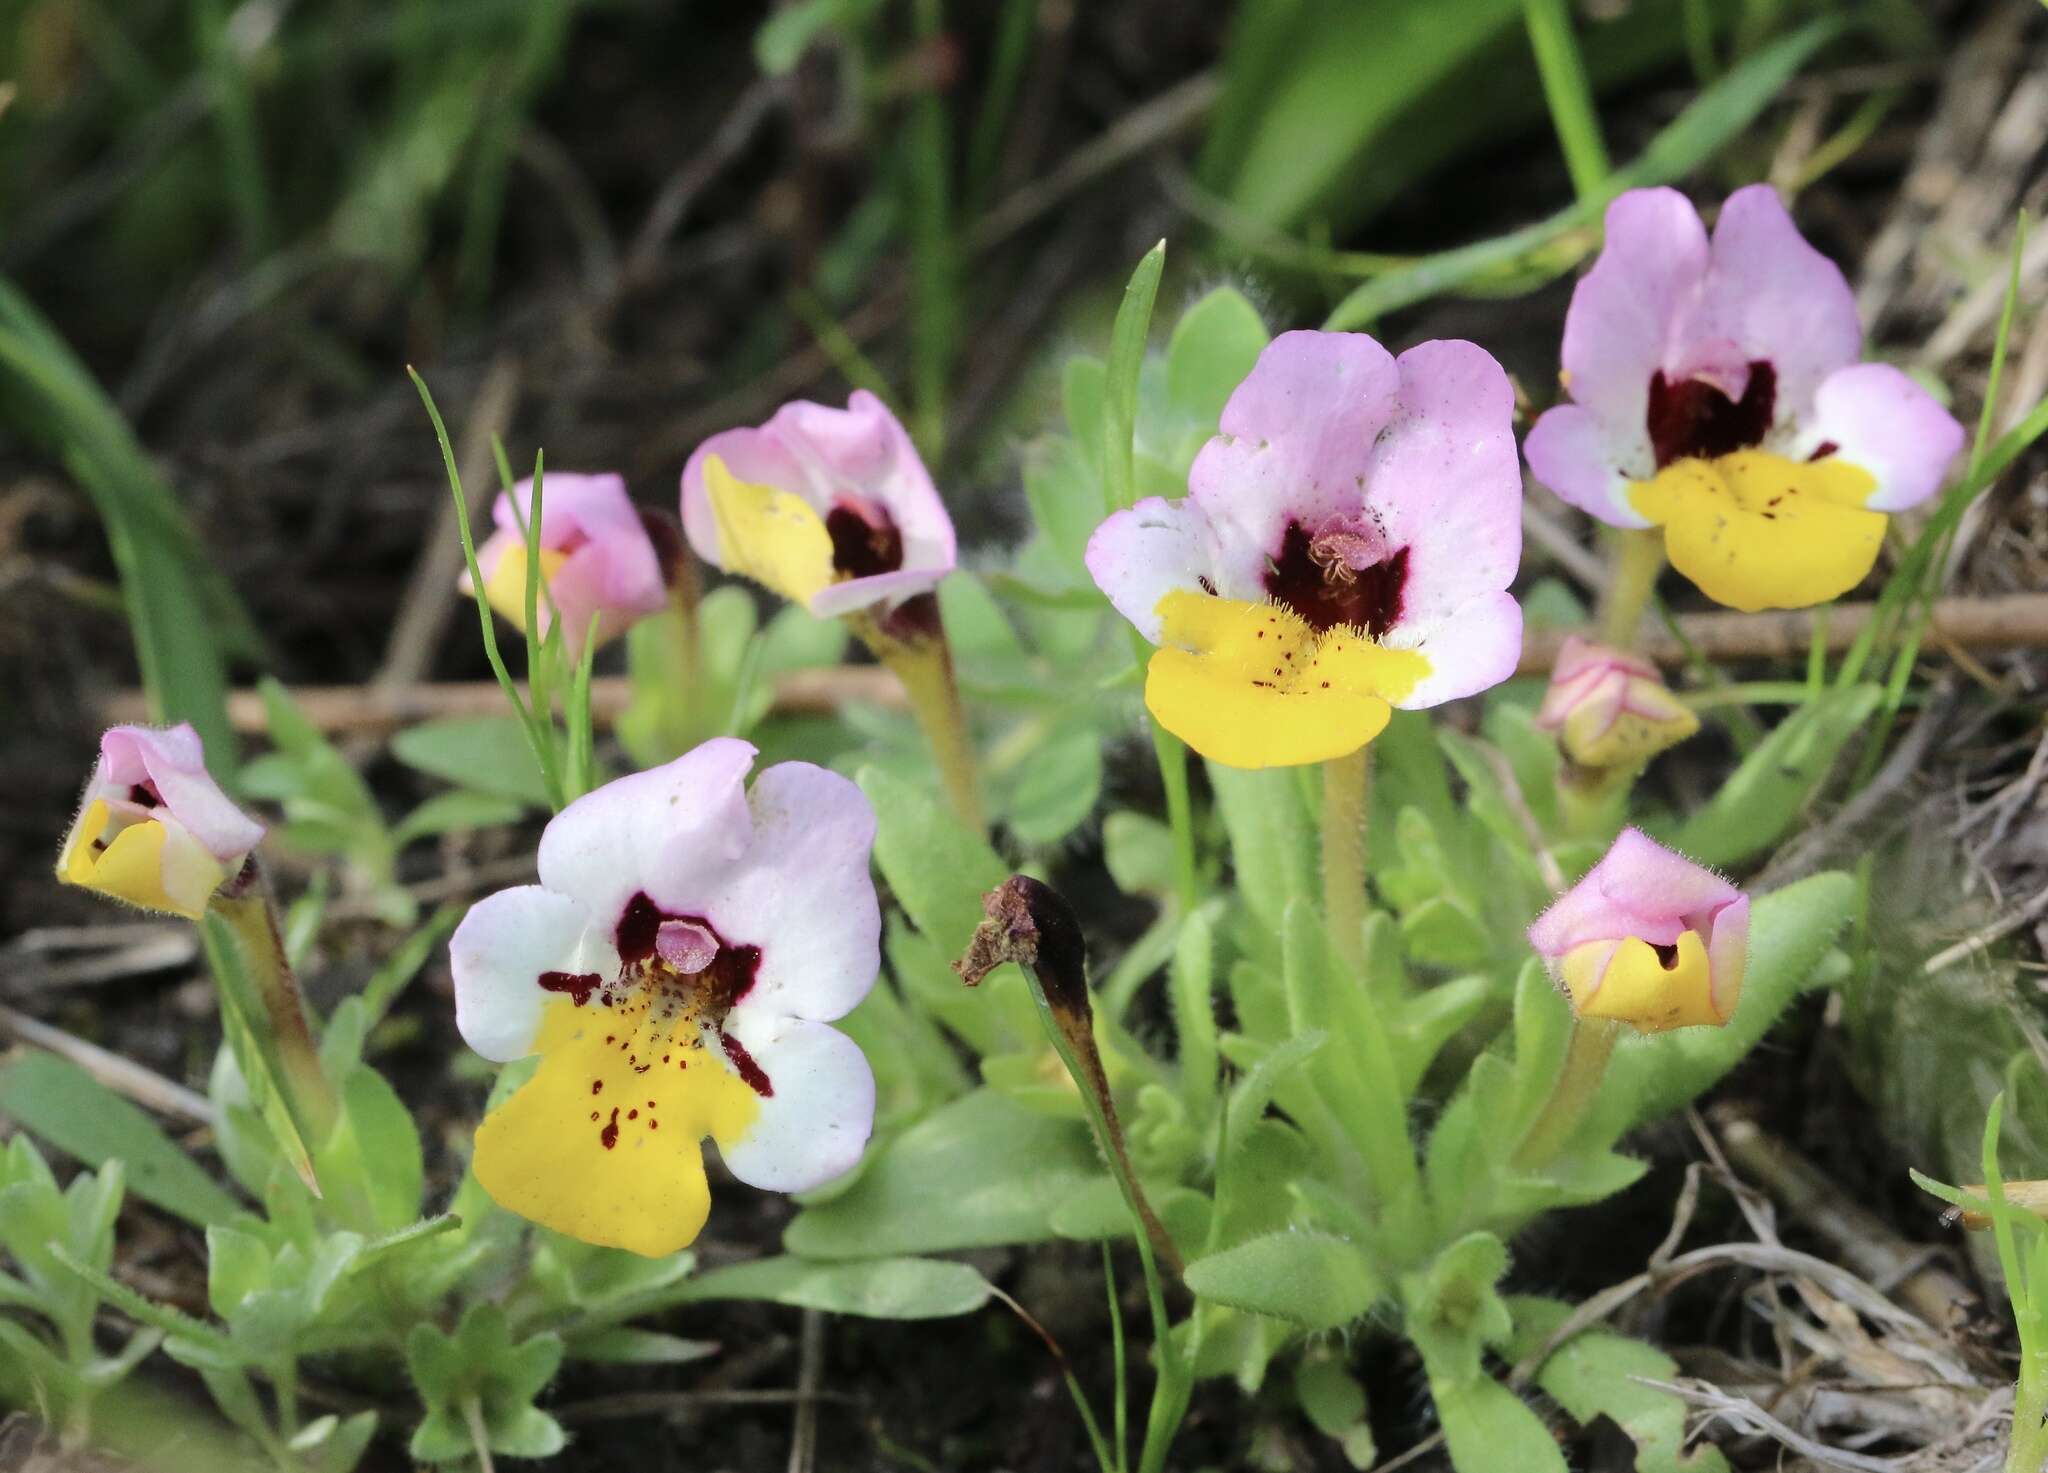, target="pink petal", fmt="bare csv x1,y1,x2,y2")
1558,188,1711,480
680,391,955,604
1186,330,1402,594
1672,184,1862,429
1706,893,1750,1021
97,724,264,862
451,886,612,1063
710,1012,875,1192
537,739,759,930
1798,363,1966,512
1529,827,1740,954
1368,339,1521,634
699,761,880,1024
1525,403,1648,528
